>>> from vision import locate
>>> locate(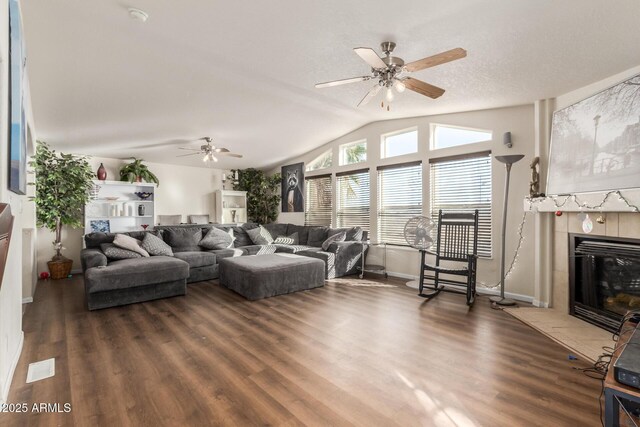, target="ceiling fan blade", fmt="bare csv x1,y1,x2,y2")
404,48,467,73
403,77,445,99
353,47,387,70
176,152,202,158
217,153,243,158
214,147,230,153
315,76,371,88
178,147,201,151
357,84,382,107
